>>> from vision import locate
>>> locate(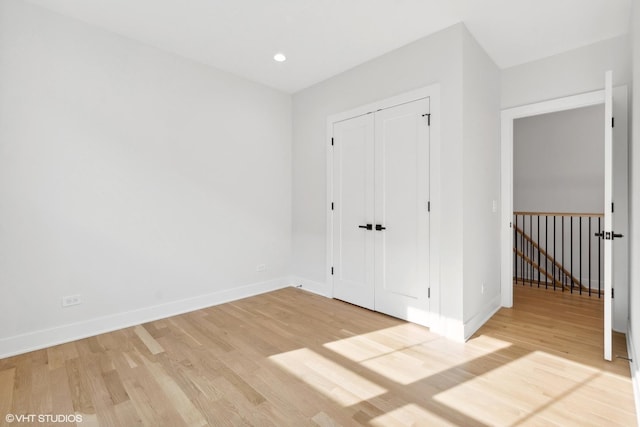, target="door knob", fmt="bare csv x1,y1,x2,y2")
375,224,386,231
358,224,373,230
